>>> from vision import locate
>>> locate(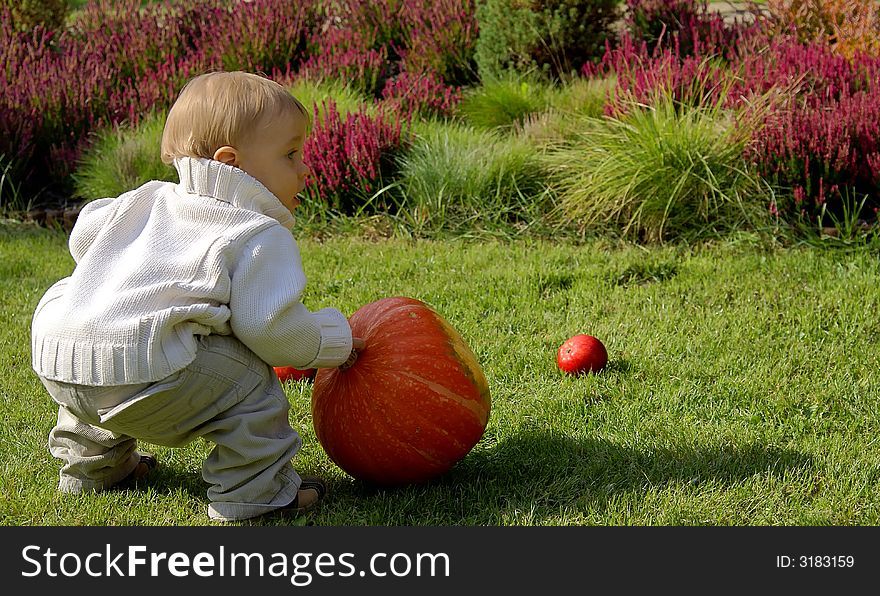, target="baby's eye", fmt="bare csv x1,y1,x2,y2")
287,150,298,159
